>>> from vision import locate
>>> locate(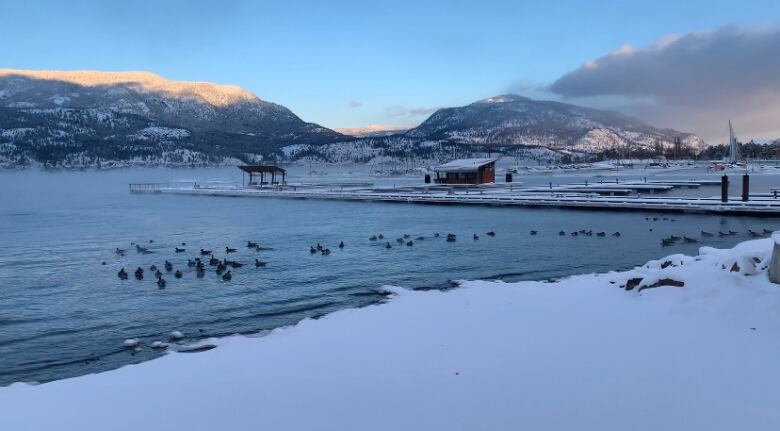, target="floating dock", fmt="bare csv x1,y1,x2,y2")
130,182,780,216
